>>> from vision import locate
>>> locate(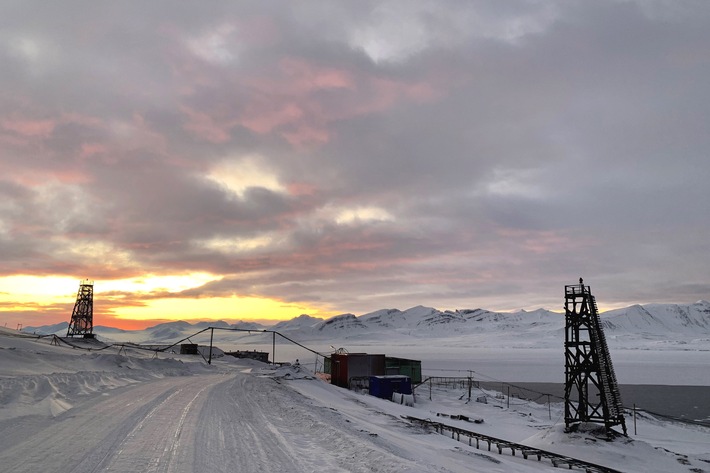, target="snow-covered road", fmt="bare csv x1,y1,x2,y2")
193,371,421,473
0,370,424,473
0,374,222,473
